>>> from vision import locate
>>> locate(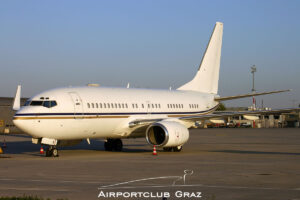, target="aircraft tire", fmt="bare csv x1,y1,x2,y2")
104,139,113,151
52,148,59,157
45,148,52,157
113,139,123,152
163,147,173,152
173,146,182,152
